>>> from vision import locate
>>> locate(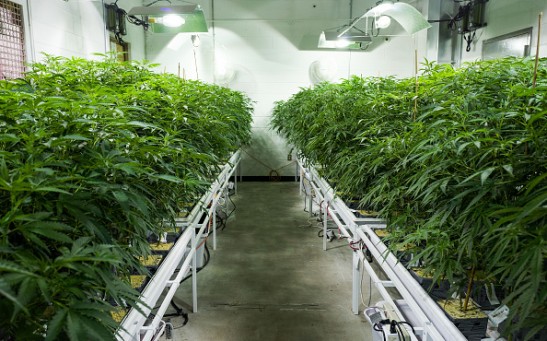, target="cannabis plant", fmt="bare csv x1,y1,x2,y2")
0,55,252,340
271,57,546,339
